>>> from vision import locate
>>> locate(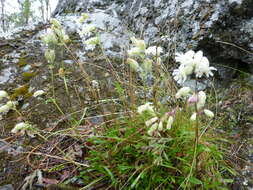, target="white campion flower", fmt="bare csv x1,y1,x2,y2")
145,117,158,127
197,91,206,110
172,64,188,84
137,102,155,114
41,32,58,45
190,112,197,121
166,116,174,130
127,58,140,72
11,122,34,137
175,50,195,66
0,90,8,100
192,52,216,78
145,46,163,56
204,109,214,118
175,87,191,99
33,90,45,97
147,123,158,136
